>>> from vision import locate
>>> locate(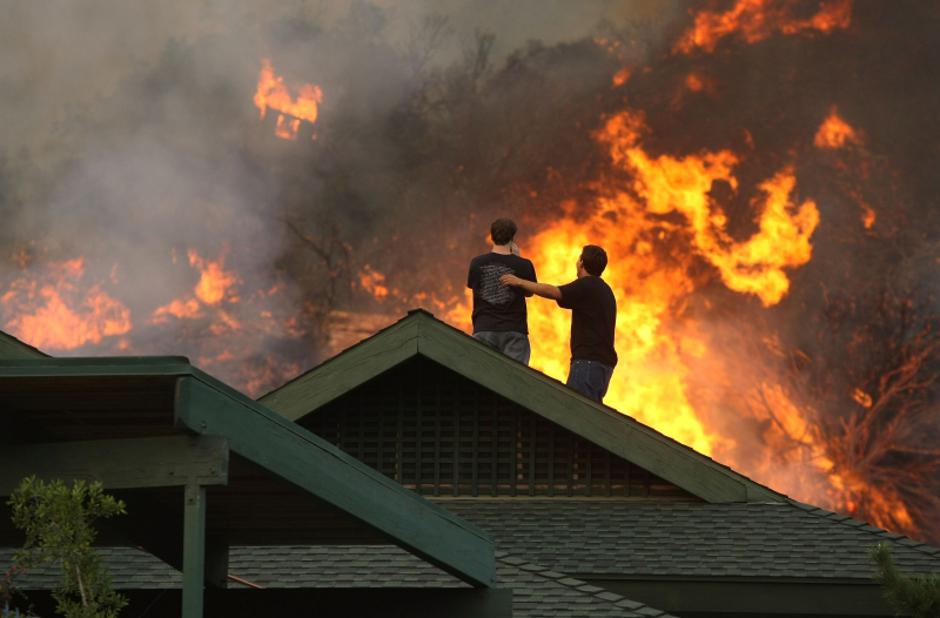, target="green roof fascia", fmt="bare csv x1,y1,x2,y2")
0,355,191,375
0,356,497,588
261,315,419,418
0,330,48,360
260,310,782,504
